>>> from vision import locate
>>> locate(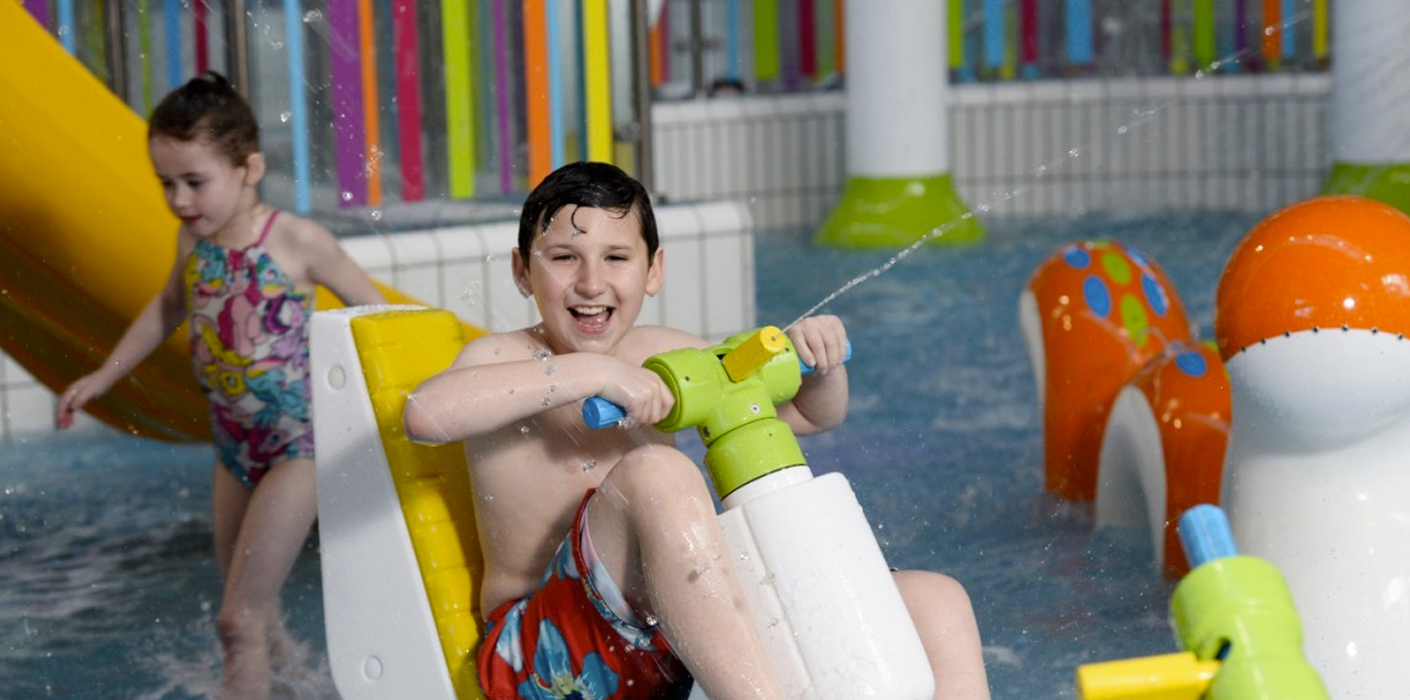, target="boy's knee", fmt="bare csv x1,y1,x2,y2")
611,443,710,496
894,570,976,620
